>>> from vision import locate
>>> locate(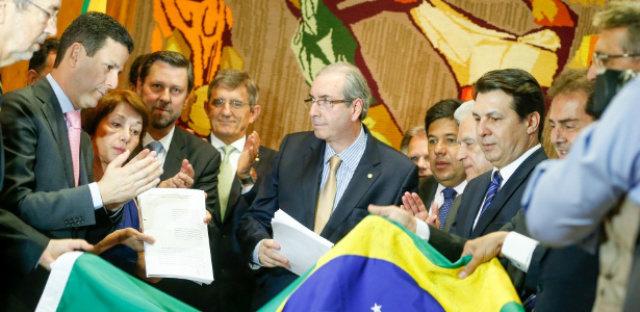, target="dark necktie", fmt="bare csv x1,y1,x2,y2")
439,188,457,229
479,171,502,218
